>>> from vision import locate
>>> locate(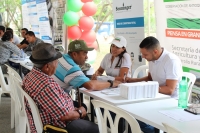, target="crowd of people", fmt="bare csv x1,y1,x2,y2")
0,26,43,73
0,24,182,133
